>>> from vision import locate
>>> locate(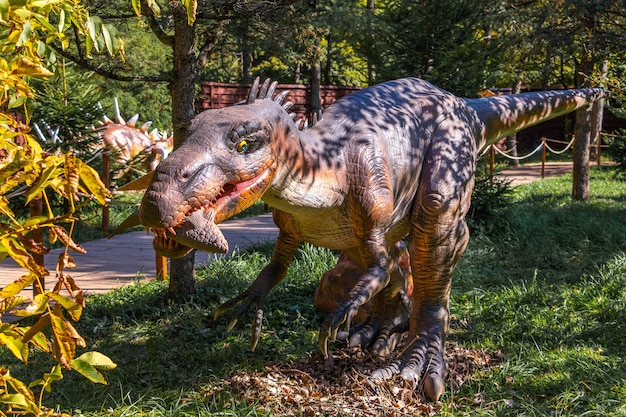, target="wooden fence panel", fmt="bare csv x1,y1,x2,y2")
195,82,361,120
